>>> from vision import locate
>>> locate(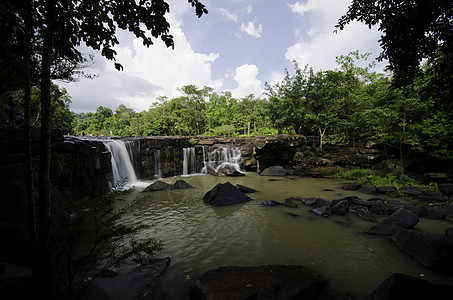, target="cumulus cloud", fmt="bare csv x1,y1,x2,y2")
285,0,386,72
231,64,263,98
240,21,263,38
65,13,222,112
220,8,238,22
